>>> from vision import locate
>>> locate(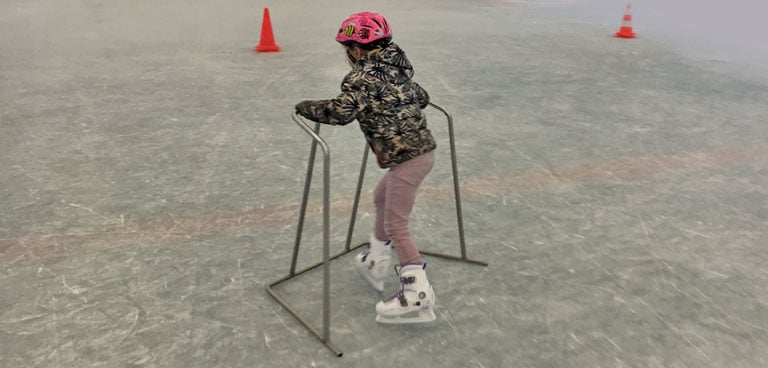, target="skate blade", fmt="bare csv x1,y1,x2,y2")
375,309,437,325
